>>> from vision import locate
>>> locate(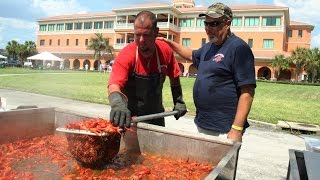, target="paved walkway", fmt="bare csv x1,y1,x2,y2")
0,88,306,179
